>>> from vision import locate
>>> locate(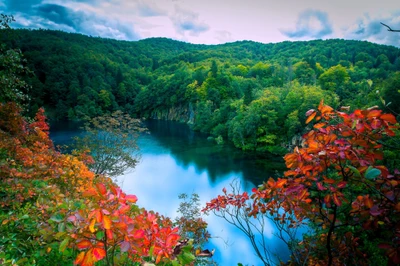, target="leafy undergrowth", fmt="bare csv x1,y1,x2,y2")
0,102,196,265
